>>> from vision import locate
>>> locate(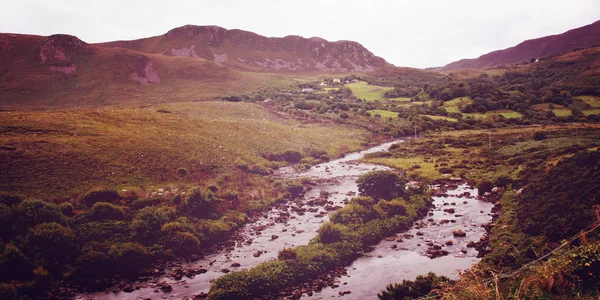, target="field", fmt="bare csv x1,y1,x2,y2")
421,115,458,122
0,102,370,199
443,97,472,113
368,109,398,118
574,95,600,107
345,81,393,101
